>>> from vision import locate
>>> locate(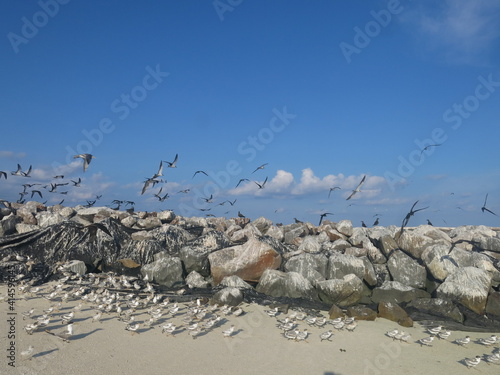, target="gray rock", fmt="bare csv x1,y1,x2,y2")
436,266,492,314
230,224,261,242
283,224,308,245
219,275,253,289
485,292,500,317
478,236,500,252
121,216,138,228
371,281,431,304
298,236,322,253
36,212,65,228
377,235,398,257
349,227,369,246
15,223,39,234
328,239,352,252
344,247,368,257
316,274,364,307
211,287,243,307
373,264,391,286
59,207,76,219
157,210,175,223
387,250,427,289
1,213,20,236
336,220,353,237
61,260,86,275
360,256,378,286
264,225,284,242
141,252,184,287
136,217,162,230
256,269,318,300
149,224,194,254
185,270,210,288
406,298,464,323
253,216,273,234
326,253,365,280
284,253,328,285
420,244,454,281
179,231,230,276
397,230,437,259
365,240,387,264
